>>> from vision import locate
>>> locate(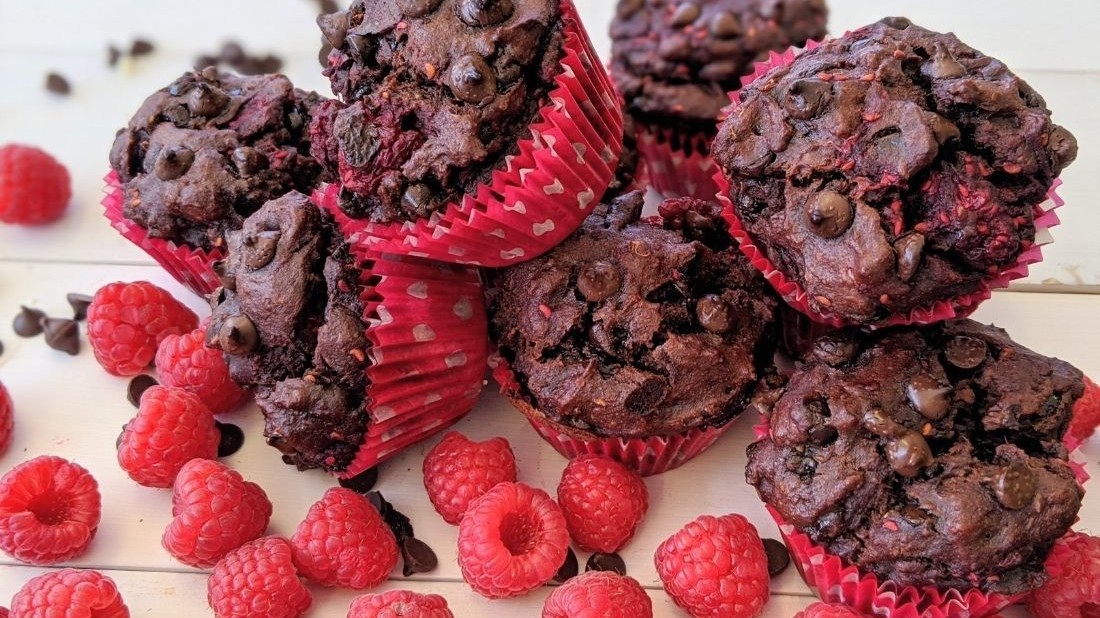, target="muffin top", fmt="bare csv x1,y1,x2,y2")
746,320,1084,593
713,18,1078,323
315,0,564,223
206,192,368,472
610,0,827,127
109,69,324,251
491,191,779,438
